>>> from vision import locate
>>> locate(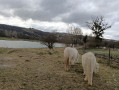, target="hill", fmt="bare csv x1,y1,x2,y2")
0,24,50,40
